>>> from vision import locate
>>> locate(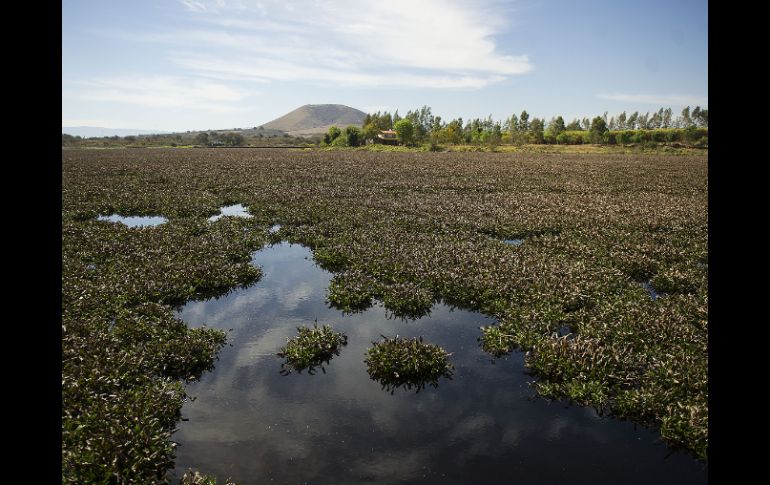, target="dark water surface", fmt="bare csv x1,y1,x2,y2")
172,242,706,484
